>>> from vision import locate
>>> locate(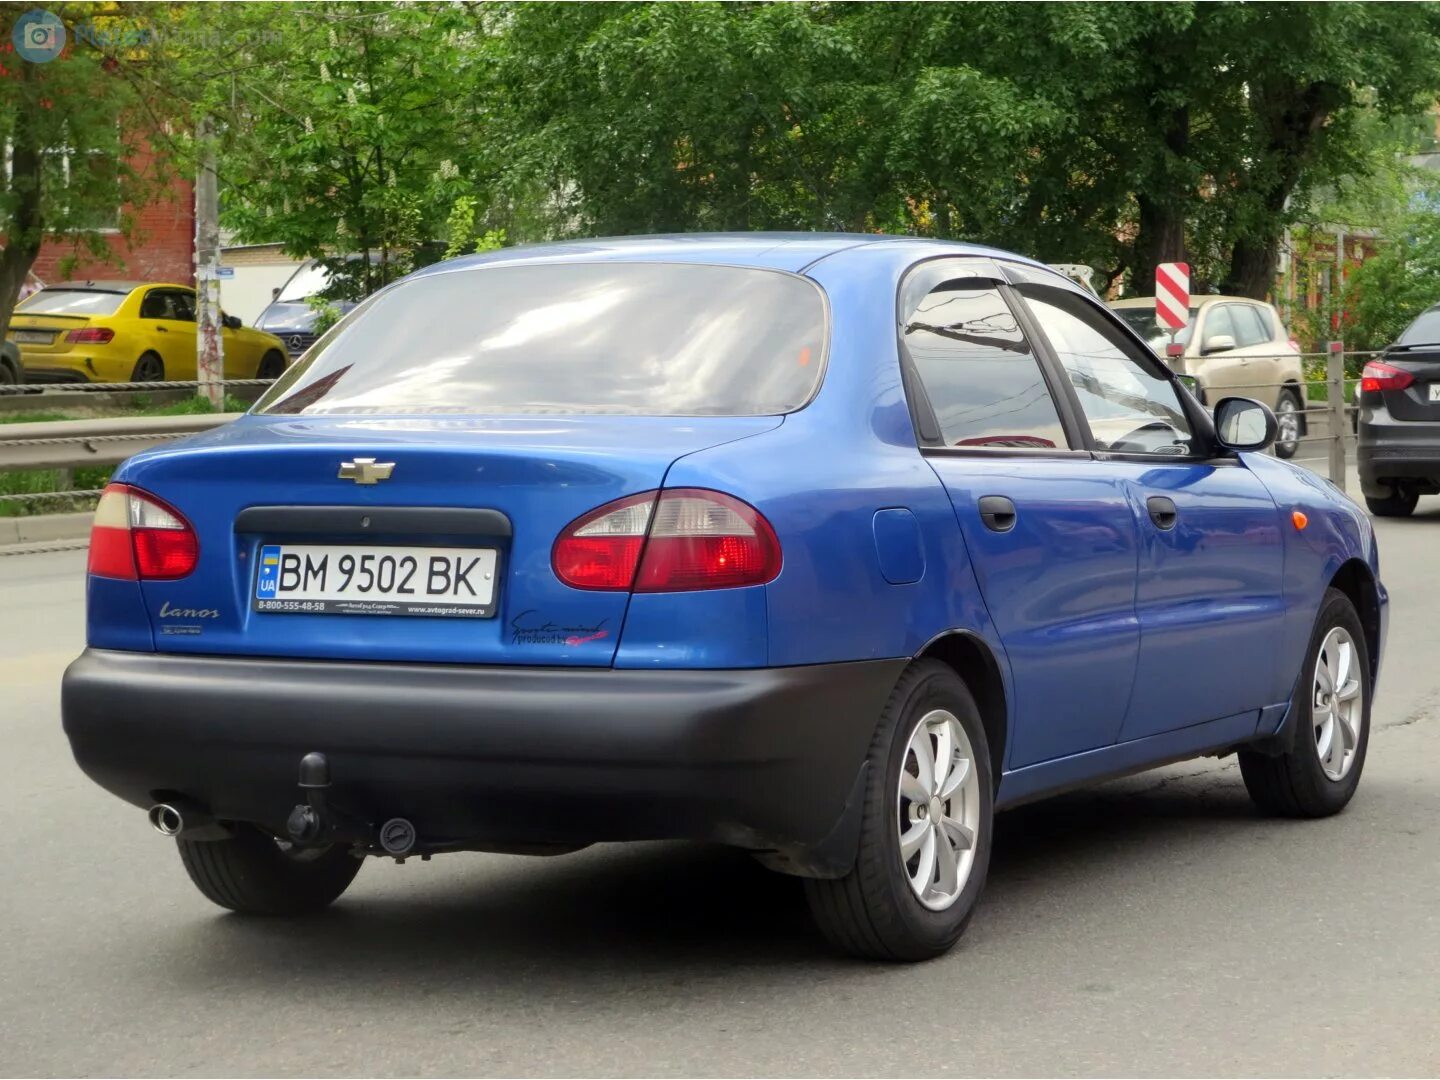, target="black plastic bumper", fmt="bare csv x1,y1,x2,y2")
62,649,906,876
